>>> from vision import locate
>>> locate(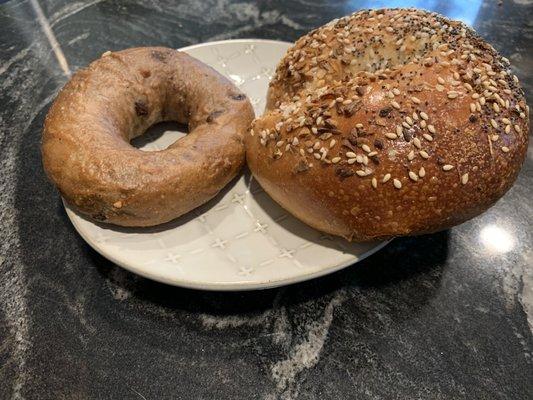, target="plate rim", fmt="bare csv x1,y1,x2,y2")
64,39,391,291
178,38,295,52
66,200,390,291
